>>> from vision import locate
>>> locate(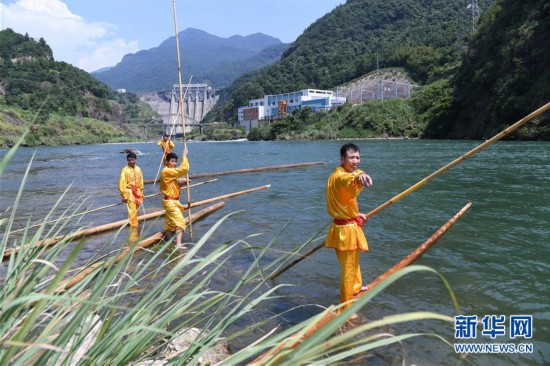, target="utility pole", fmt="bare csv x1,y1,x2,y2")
467,0,481,33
